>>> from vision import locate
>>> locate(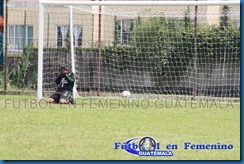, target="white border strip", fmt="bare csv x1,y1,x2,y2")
40,1,240,6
